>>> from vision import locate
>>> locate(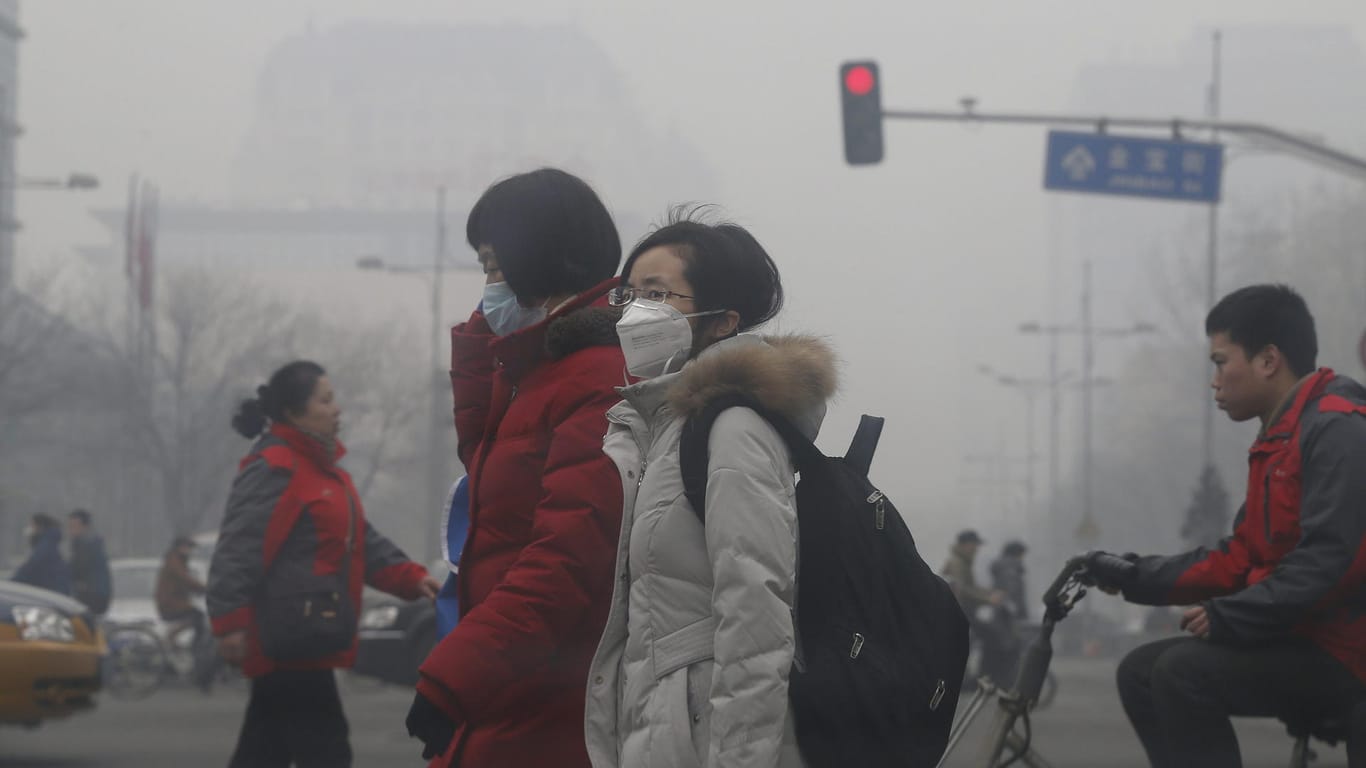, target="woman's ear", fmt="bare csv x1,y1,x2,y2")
711,310,741,341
